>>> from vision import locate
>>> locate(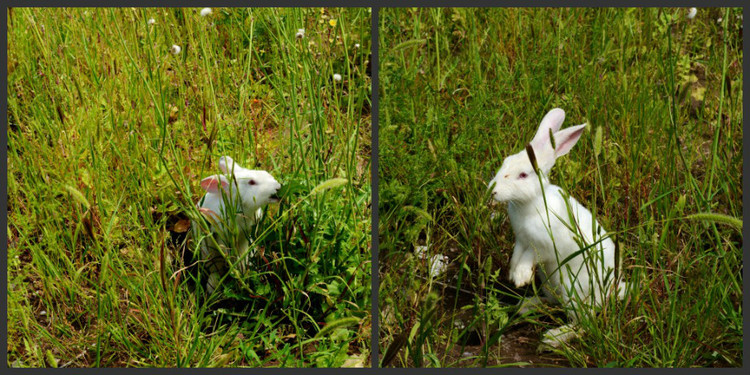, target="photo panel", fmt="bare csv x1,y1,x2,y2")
7,7,371,367
378,7,742,368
